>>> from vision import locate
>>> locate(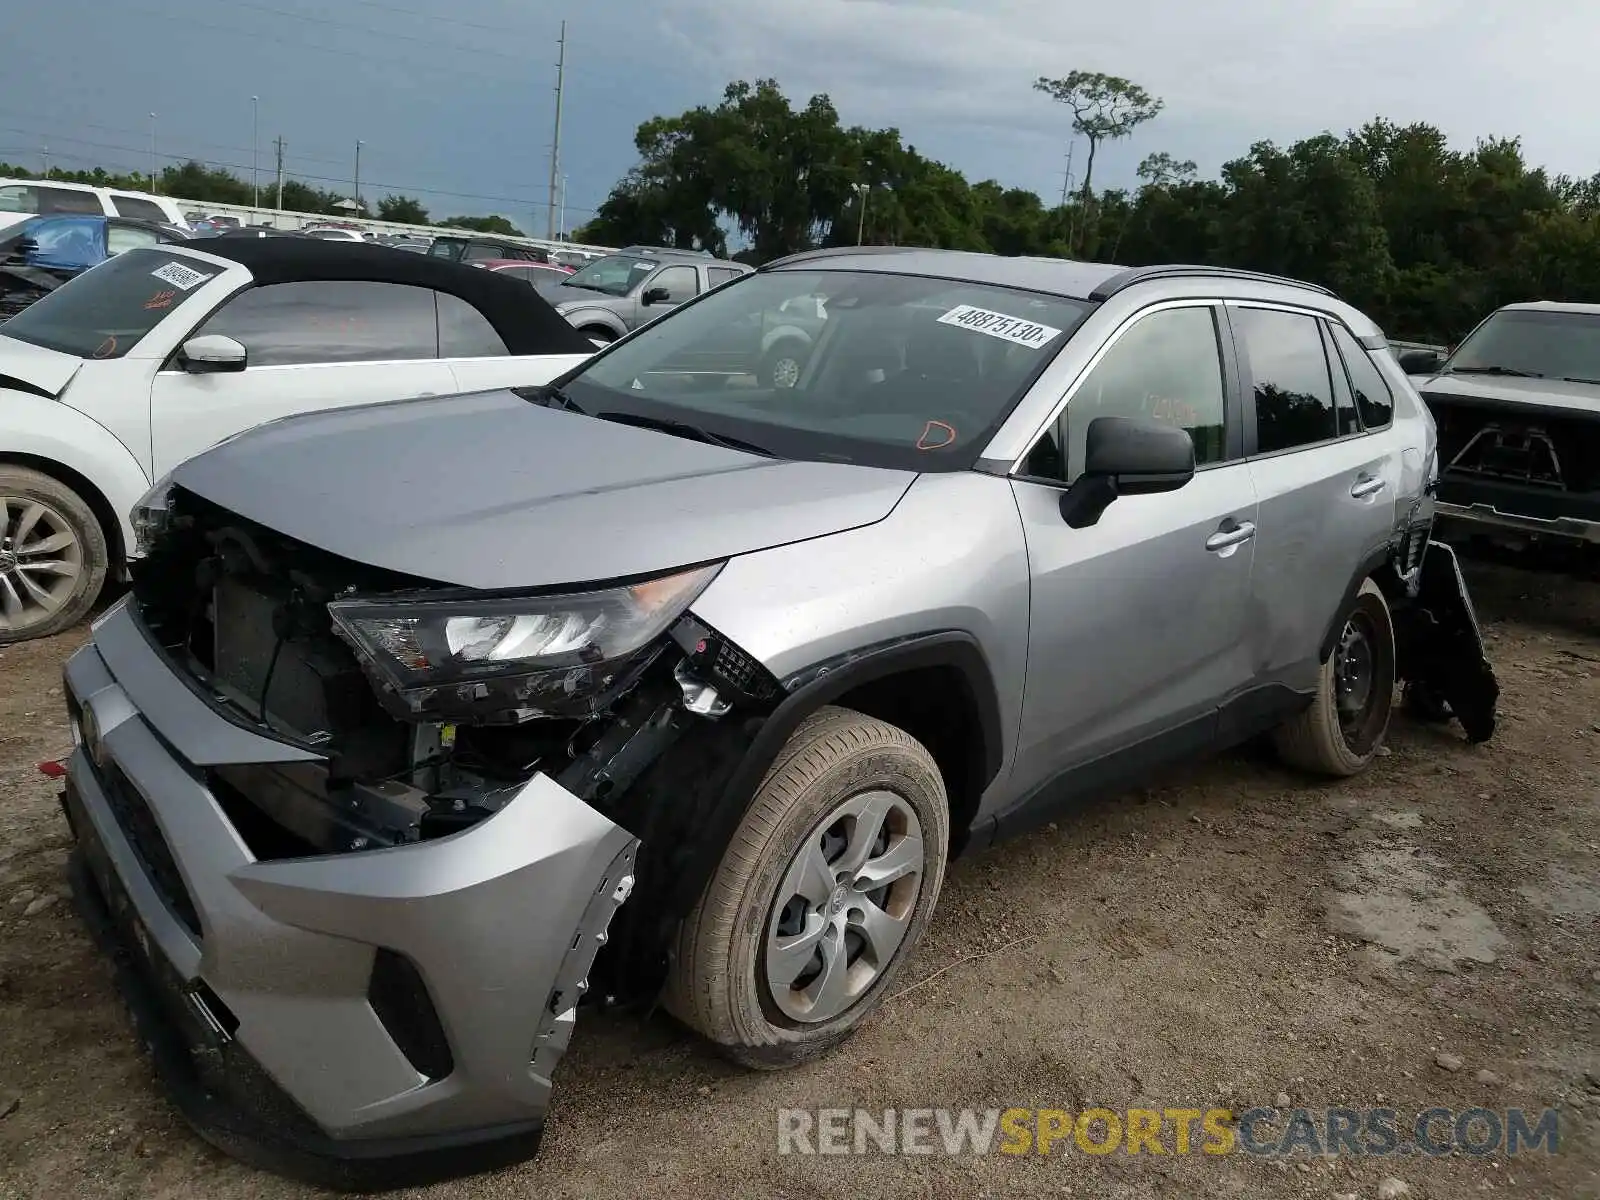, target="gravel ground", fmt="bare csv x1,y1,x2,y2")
0,559,1596,1200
